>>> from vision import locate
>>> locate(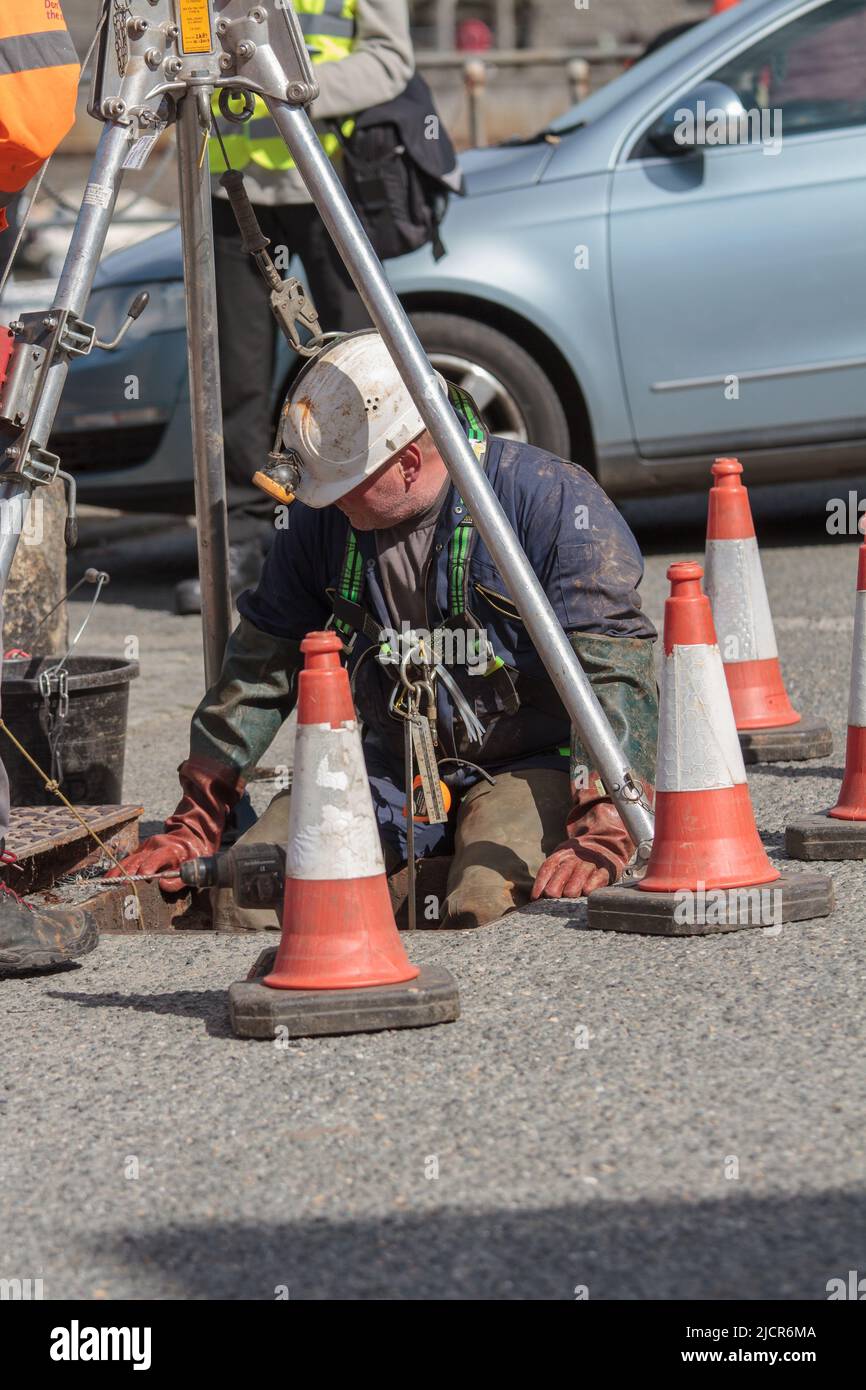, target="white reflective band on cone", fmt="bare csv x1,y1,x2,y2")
704,537,778,662
848,590,866,727
657,644,747,792
285,721,386,880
